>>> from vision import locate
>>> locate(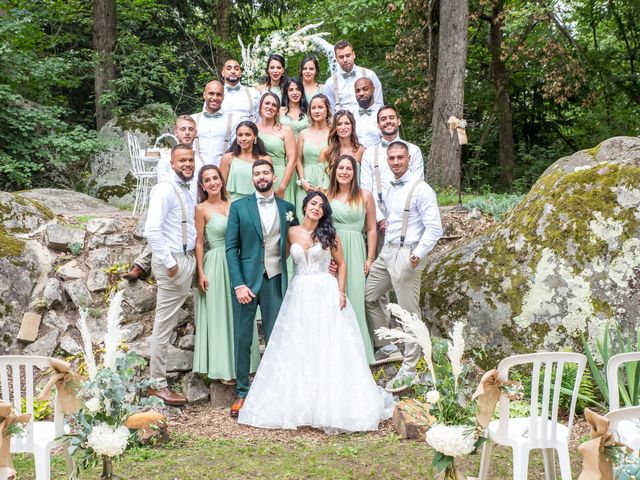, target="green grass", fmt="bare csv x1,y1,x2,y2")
13,433,583,479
